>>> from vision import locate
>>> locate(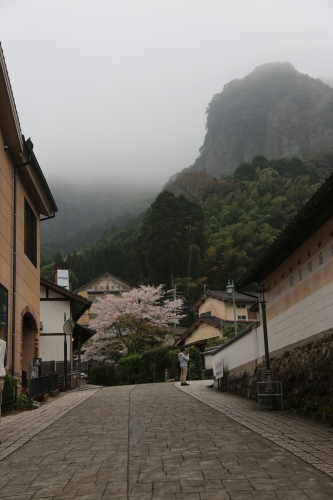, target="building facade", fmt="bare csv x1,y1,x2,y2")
0,44,57,385
176,290,257,348
75,272,130,326
40,278,92,377
207,172,333,398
